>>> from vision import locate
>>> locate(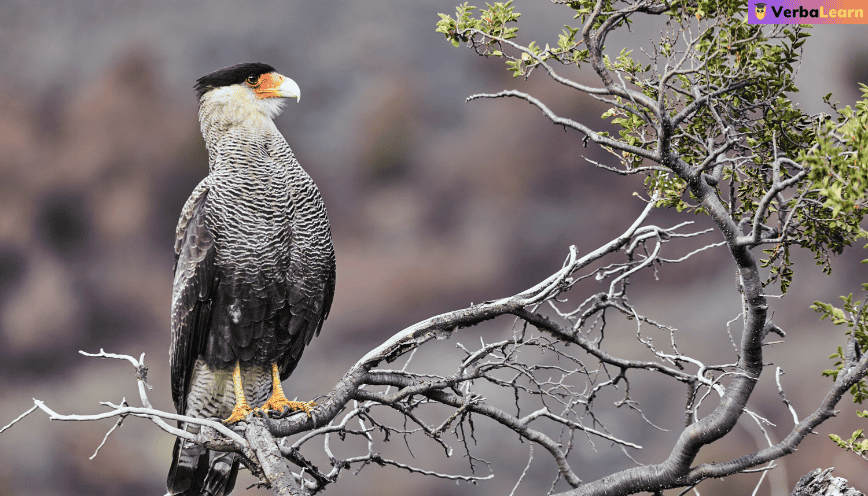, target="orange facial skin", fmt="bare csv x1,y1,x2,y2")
248,72,285,99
